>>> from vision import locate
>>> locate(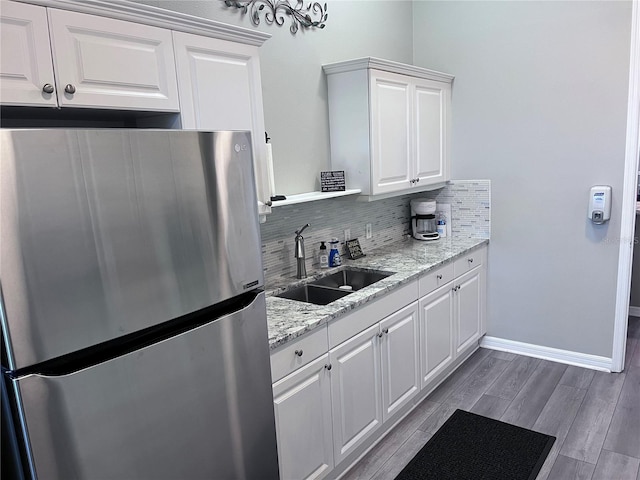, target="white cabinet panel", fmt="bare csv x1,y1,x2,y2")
47,9,179,111
370,75,412,194
329,324,382,464
414,79,448,184
273,354,333,480
419,284,454,388
455,269,482,354
0,1,56,106
380,302,420,421
324,58,453,198
173,32,272,213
